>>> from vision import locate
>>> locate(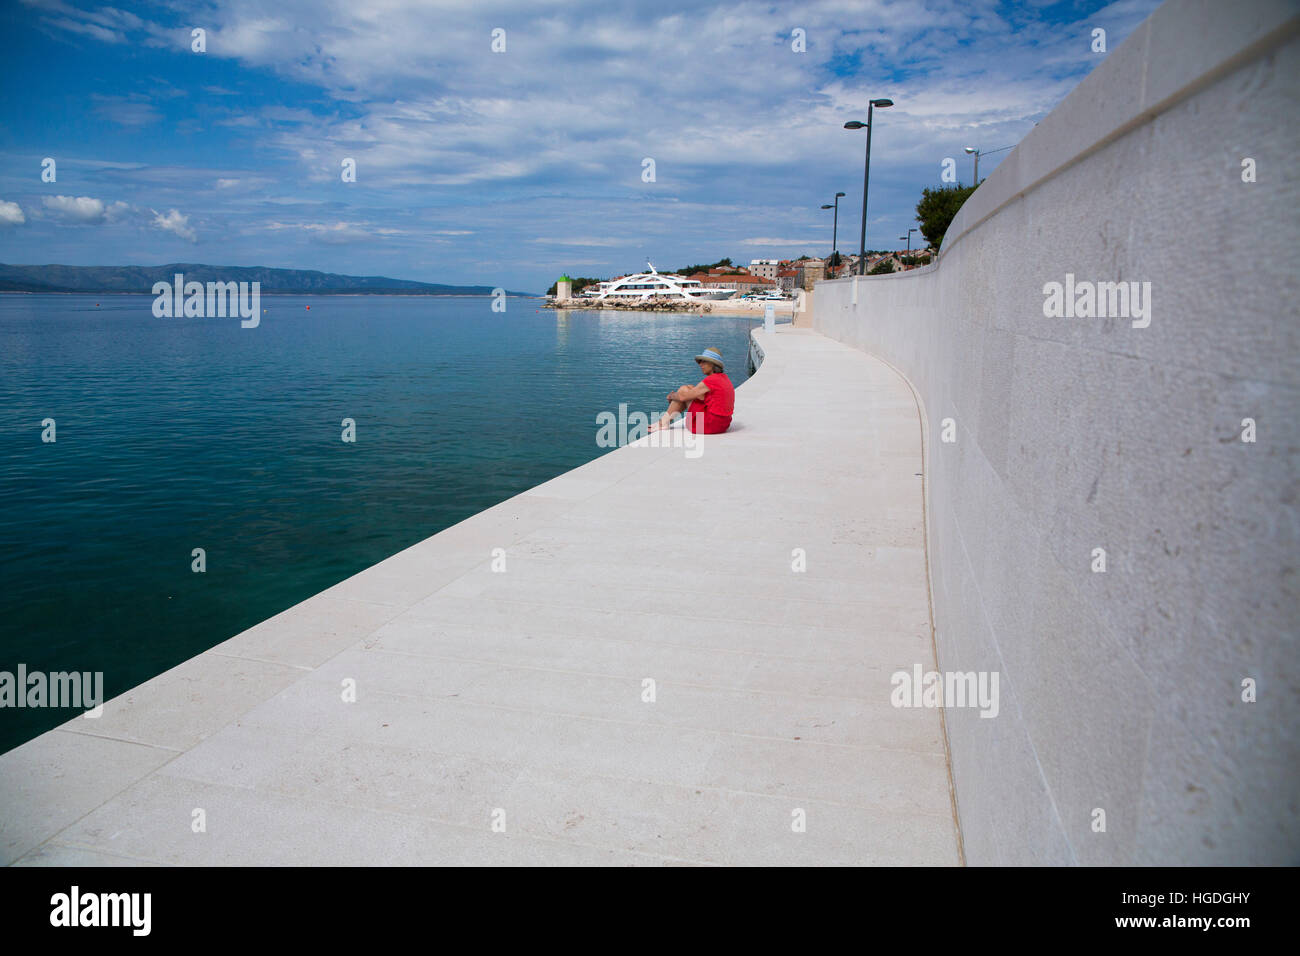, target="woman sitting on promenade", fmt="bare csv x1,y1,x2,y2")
649,347,735,435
